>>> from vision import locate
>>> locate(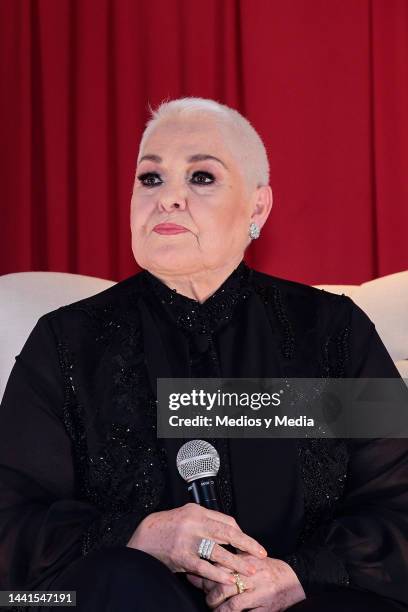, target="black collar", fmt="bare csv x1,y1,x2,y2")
142,261,253,334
